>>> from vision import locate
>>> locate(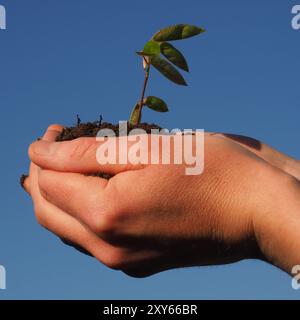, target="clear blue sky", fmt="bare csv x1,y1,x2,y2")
0,0,300,299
